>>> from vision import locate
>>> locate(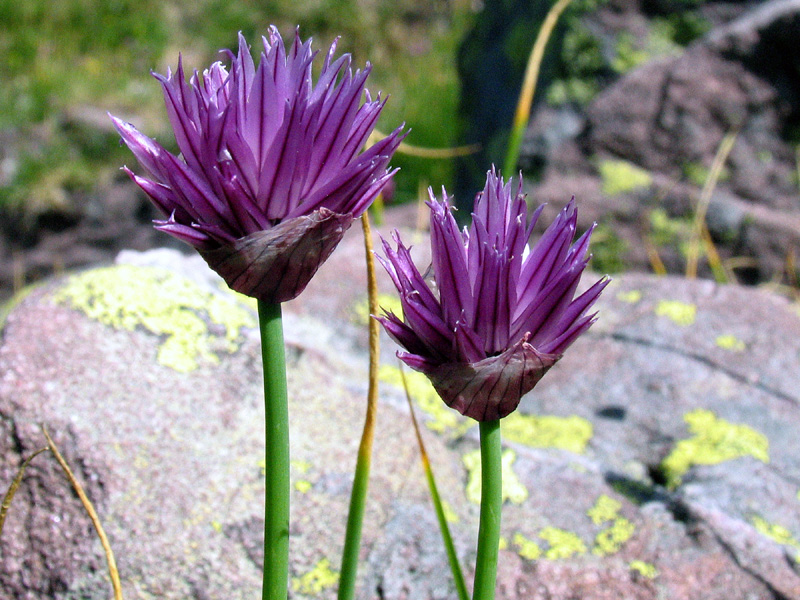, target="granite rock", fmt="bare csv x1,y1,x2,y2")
1,215,799,599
